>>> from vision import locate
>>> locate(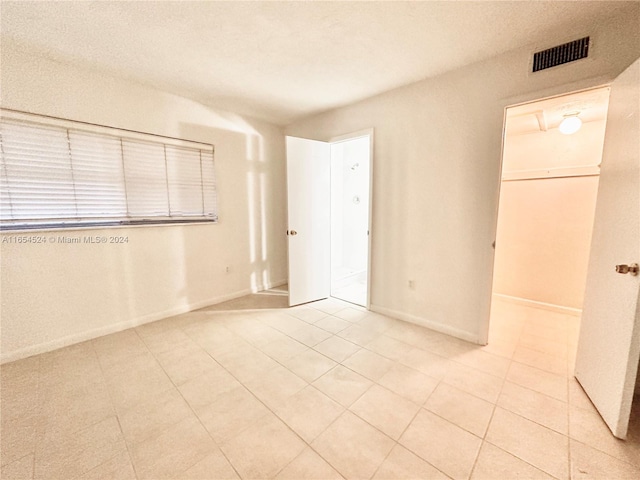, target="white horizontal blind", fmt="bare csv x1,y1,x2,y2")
201,151,218,218
69,131,127,218
122,140,169,217
0,112,217,230
2,122,76,221
165,145,204,216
